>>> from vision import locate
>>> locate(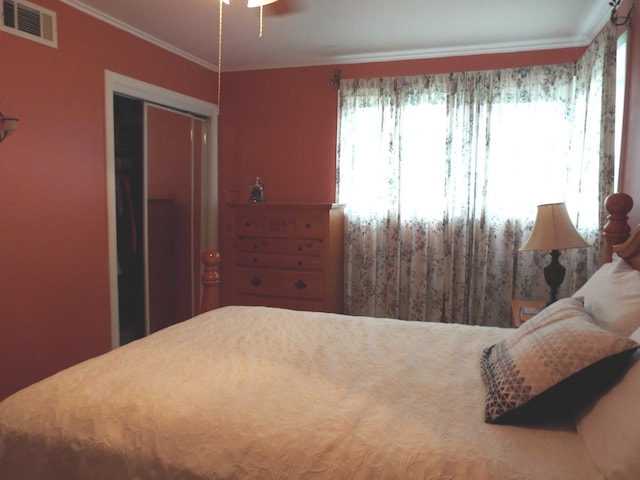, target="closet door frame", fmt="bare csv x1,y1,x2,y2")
104,70,218,349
